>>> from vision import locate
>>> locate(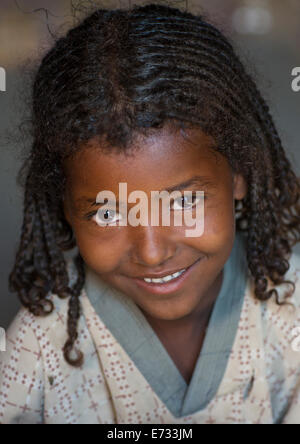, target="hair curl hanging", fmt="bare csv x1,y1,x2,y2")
9,2,300,367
